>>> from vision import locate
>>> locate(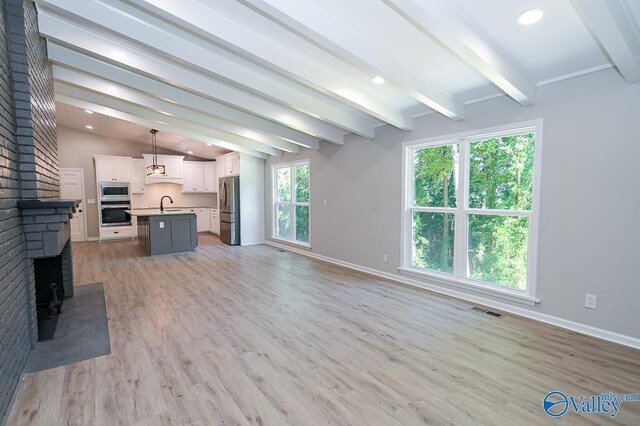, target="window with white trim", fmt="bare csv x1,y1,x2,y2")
402,122,541,299
273,161,310,245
